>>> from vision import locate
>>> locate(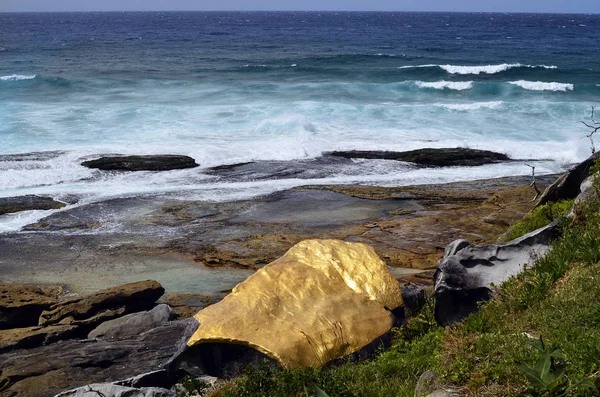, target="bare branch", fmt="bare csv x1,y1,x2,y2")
583,106,600,154
525,163,541,202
